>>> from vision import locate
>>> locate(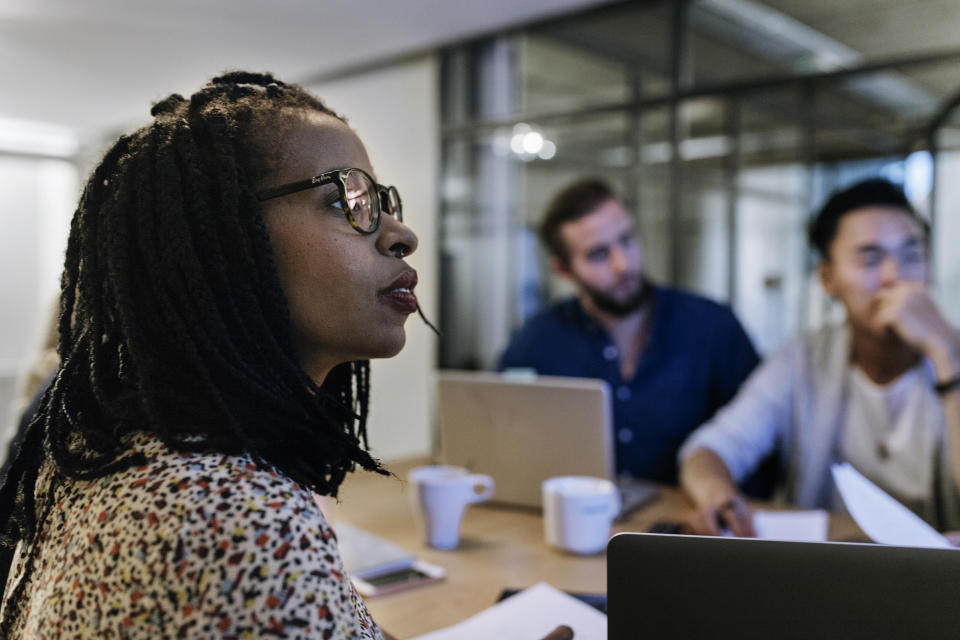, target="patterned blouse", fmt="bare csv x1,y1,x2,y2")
0,432,385,639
